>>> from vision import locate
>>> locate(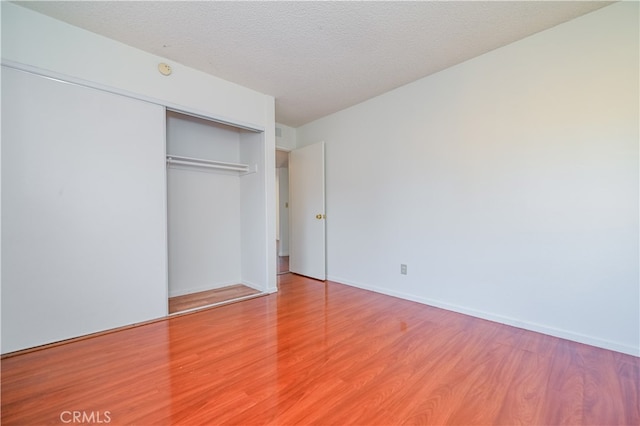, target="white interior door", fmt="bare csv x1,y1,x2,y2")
289,142,326,280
